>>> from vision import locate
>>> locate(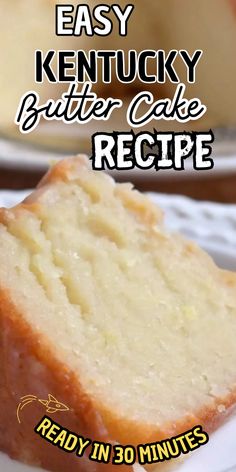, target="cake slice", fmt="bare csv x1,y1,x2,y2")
0,156,236,472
